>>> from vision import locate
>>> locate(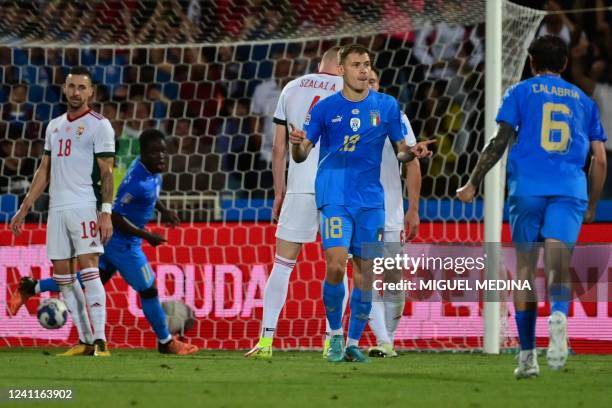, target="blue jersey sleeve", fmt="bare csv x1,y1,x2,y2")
588,101,607,142
113,176,139,217
496,84,521,129
387,99,405,143
305,102,325,145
